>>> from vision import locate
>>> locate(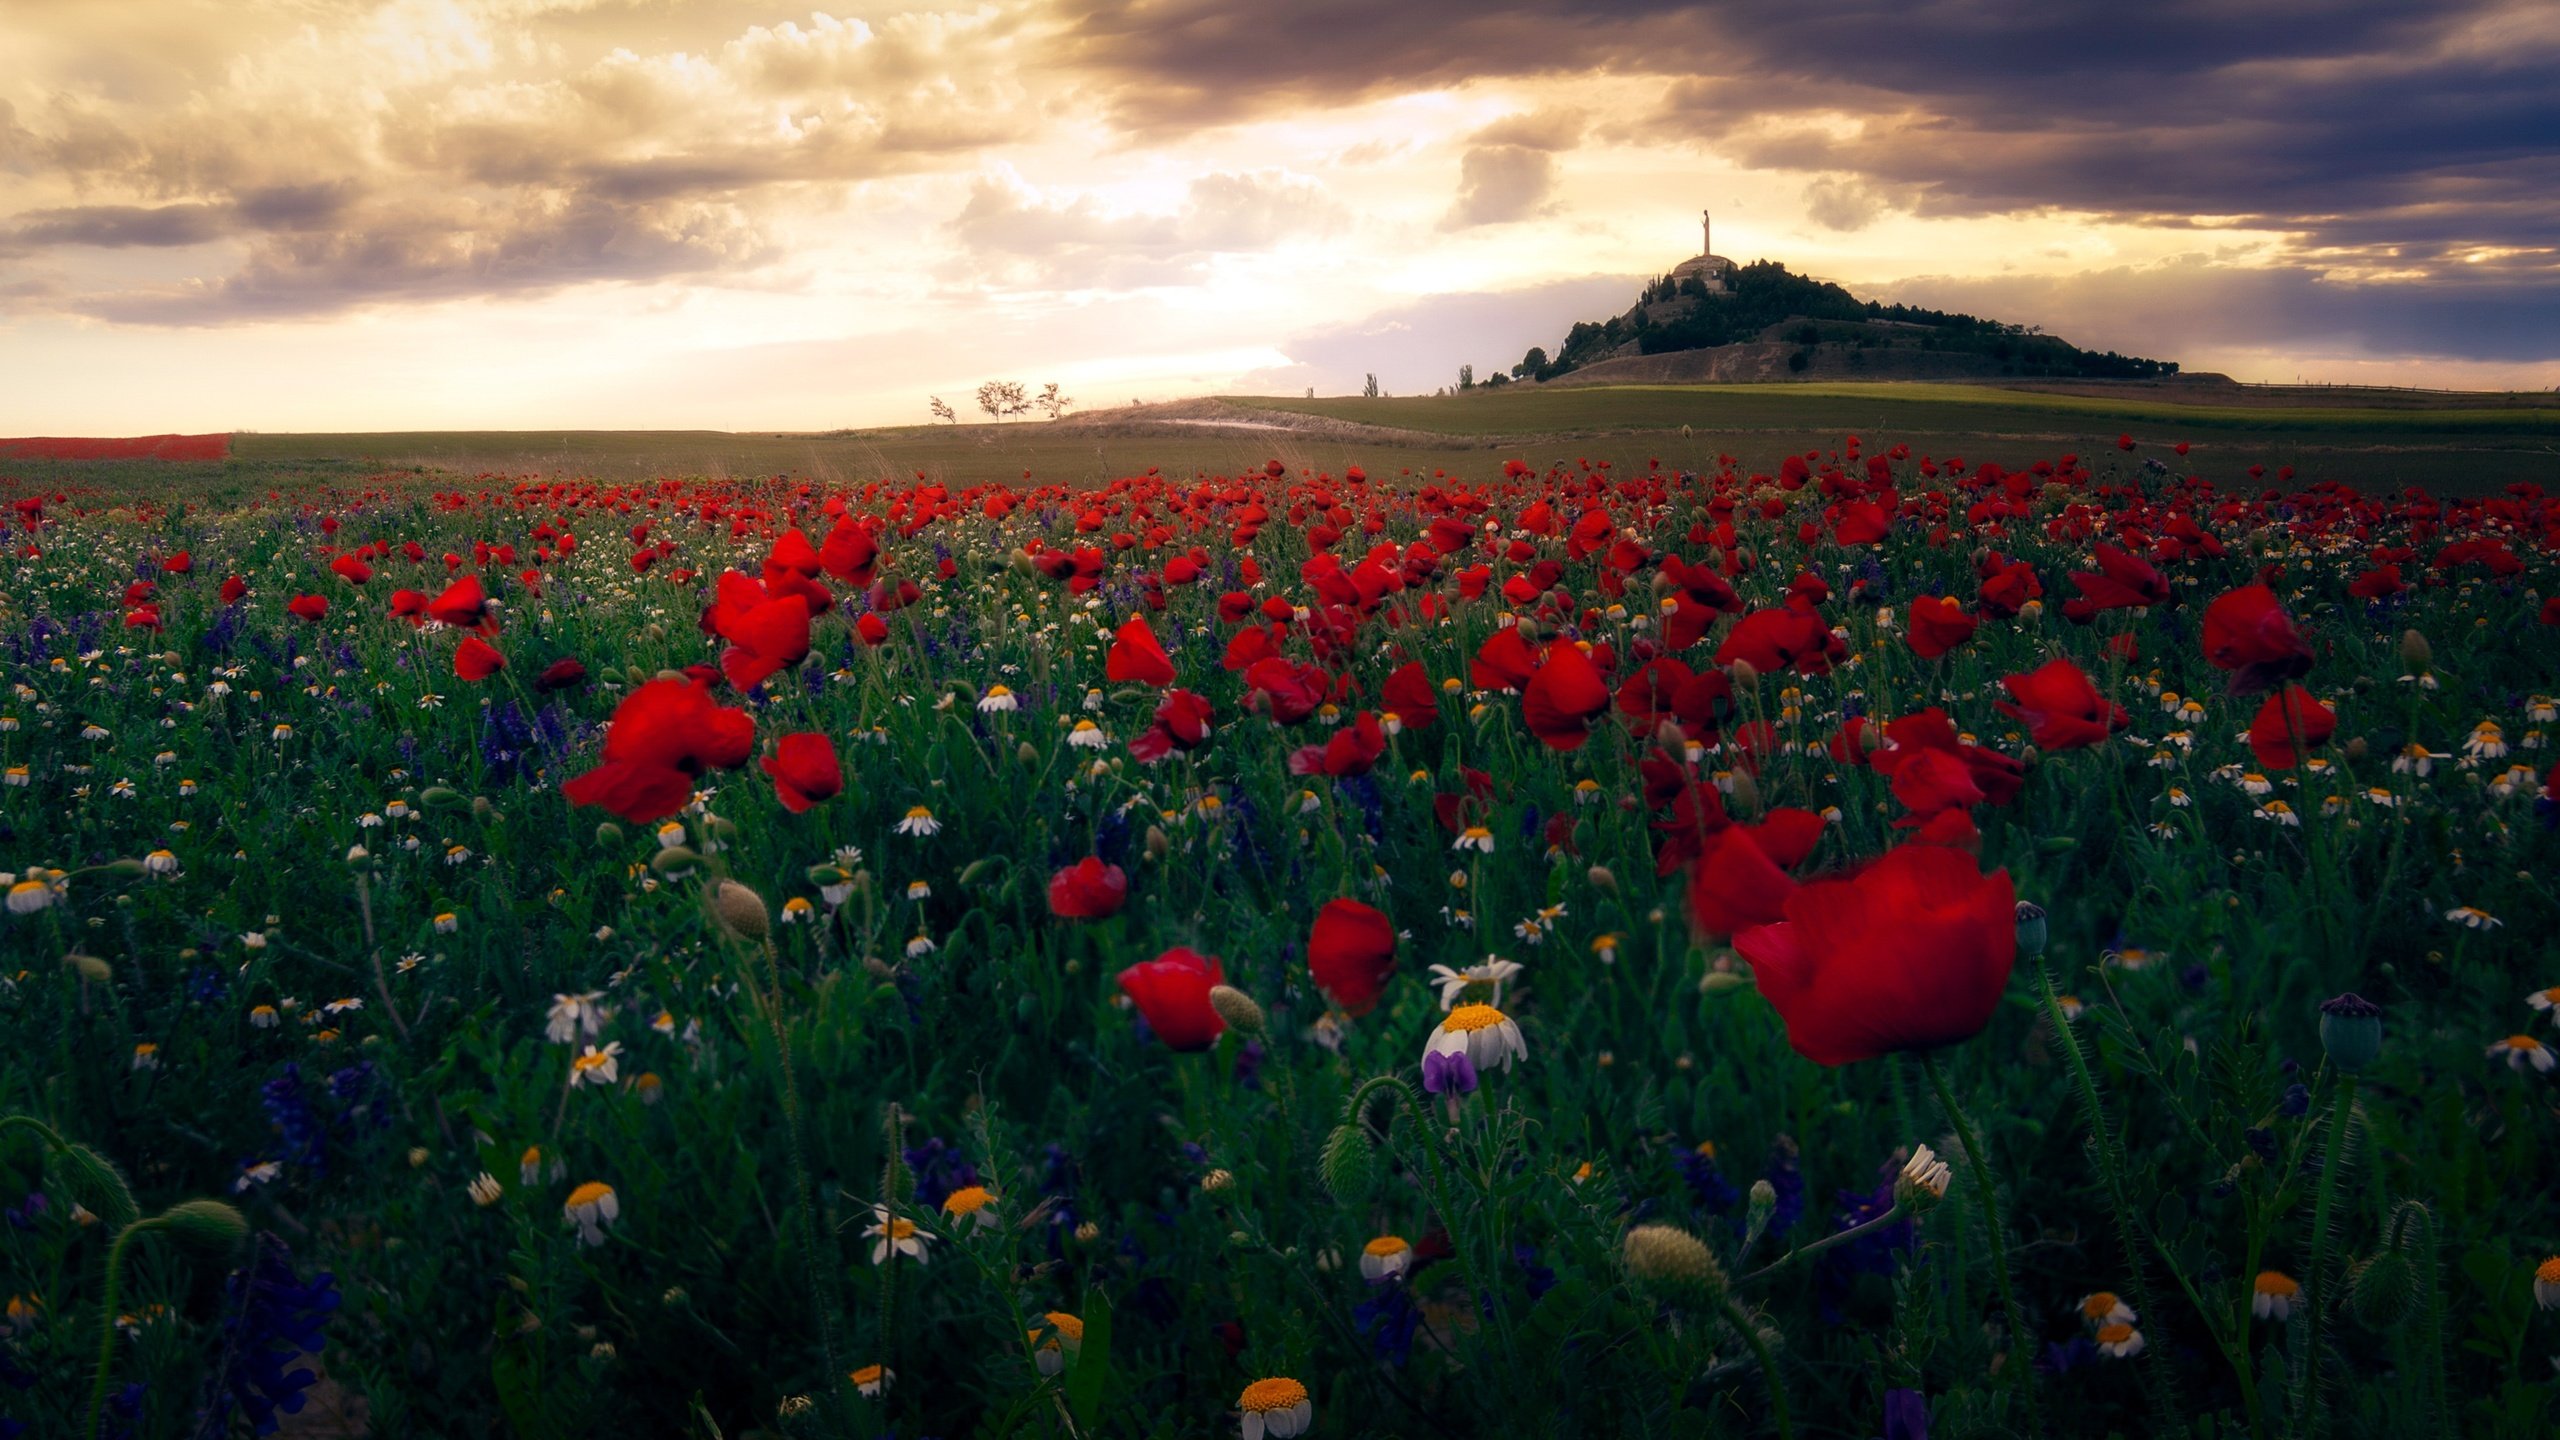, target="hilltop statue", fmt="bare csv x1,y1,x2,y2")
1669,208,1732,295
